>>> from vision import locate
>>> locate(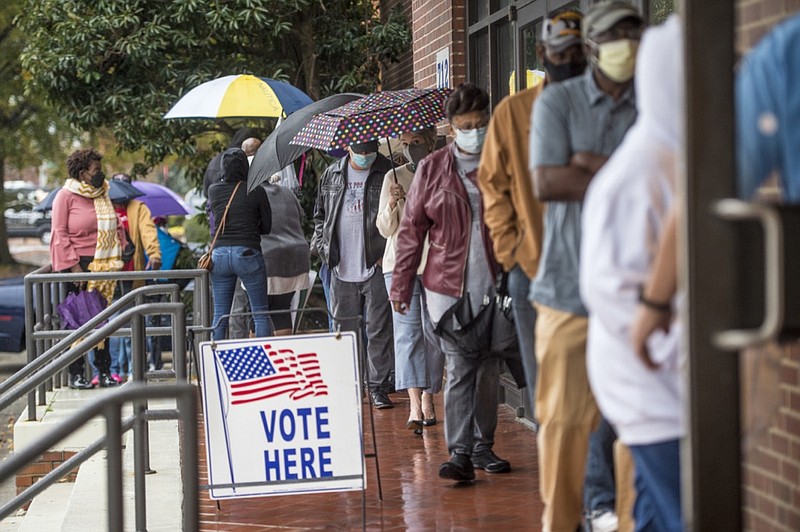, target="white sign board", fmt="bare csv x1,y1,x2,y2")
199,332,364,499
436,47,450,89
